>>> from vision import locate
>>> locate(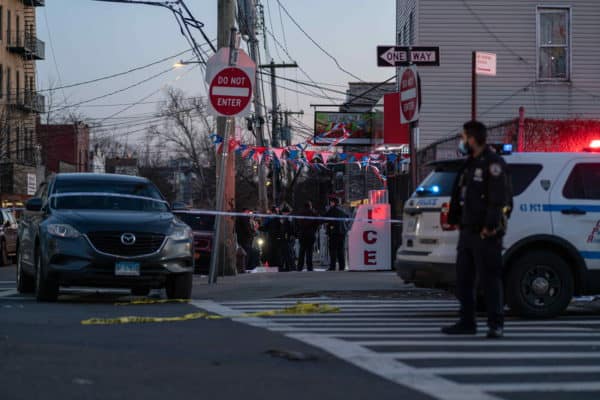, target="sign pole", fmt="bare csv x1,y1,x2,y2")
208,14,238,284
471,51,477,121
